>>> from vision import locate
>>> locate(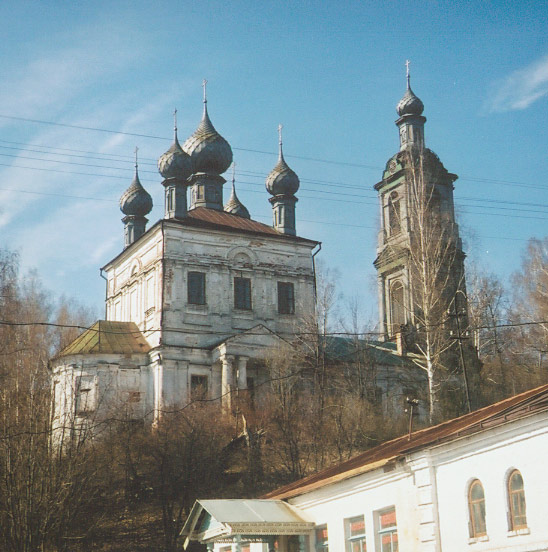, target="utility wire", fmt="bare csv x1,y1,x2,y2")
1,114,547,188
1,318,547,336
0,162,546,221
